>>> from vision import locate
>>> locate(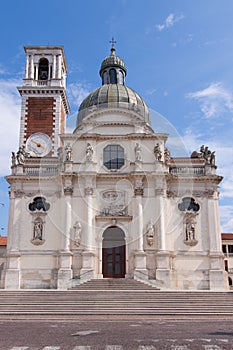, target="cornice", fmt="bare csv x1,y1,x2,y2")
166,173,223,184
17,86,70,114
